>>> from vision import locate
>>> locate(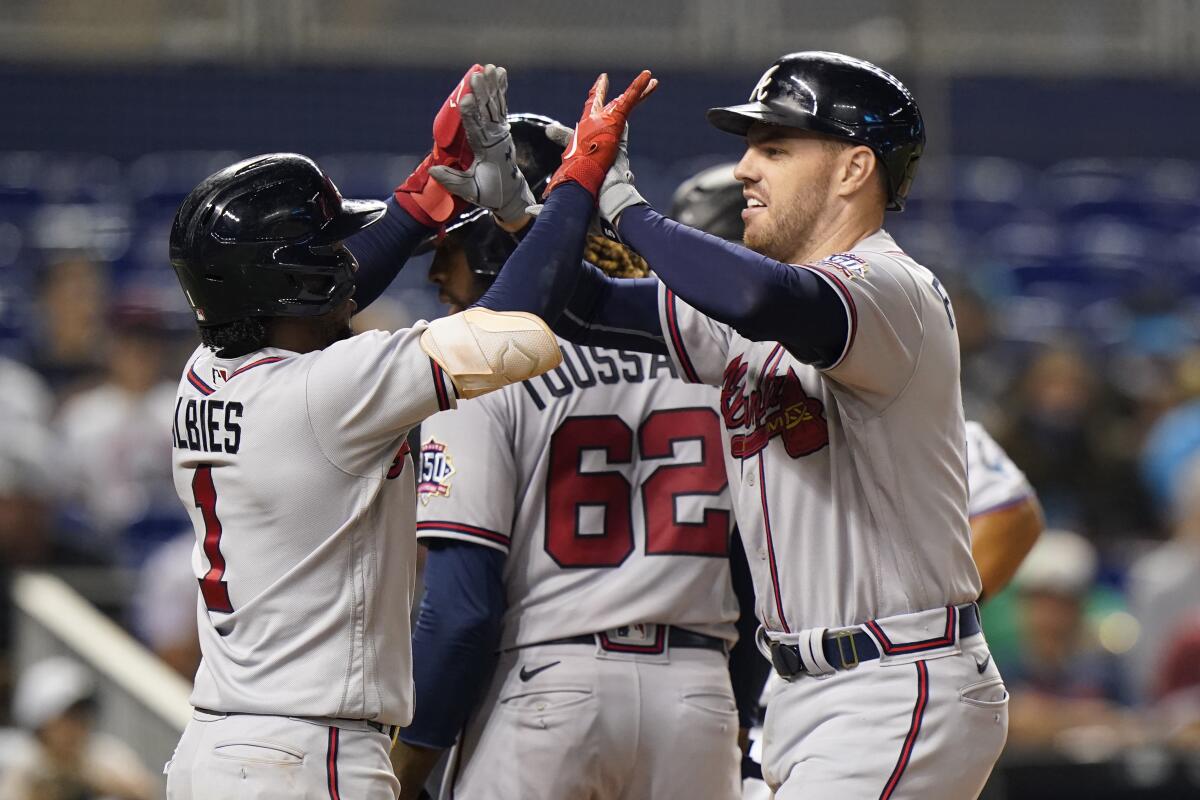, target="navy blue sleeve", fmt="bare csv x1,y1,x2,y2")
473,183,594,321
344,197,435,311
617,204,848,366
470,182,666,353
728,528,770,730
399,540,506,749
